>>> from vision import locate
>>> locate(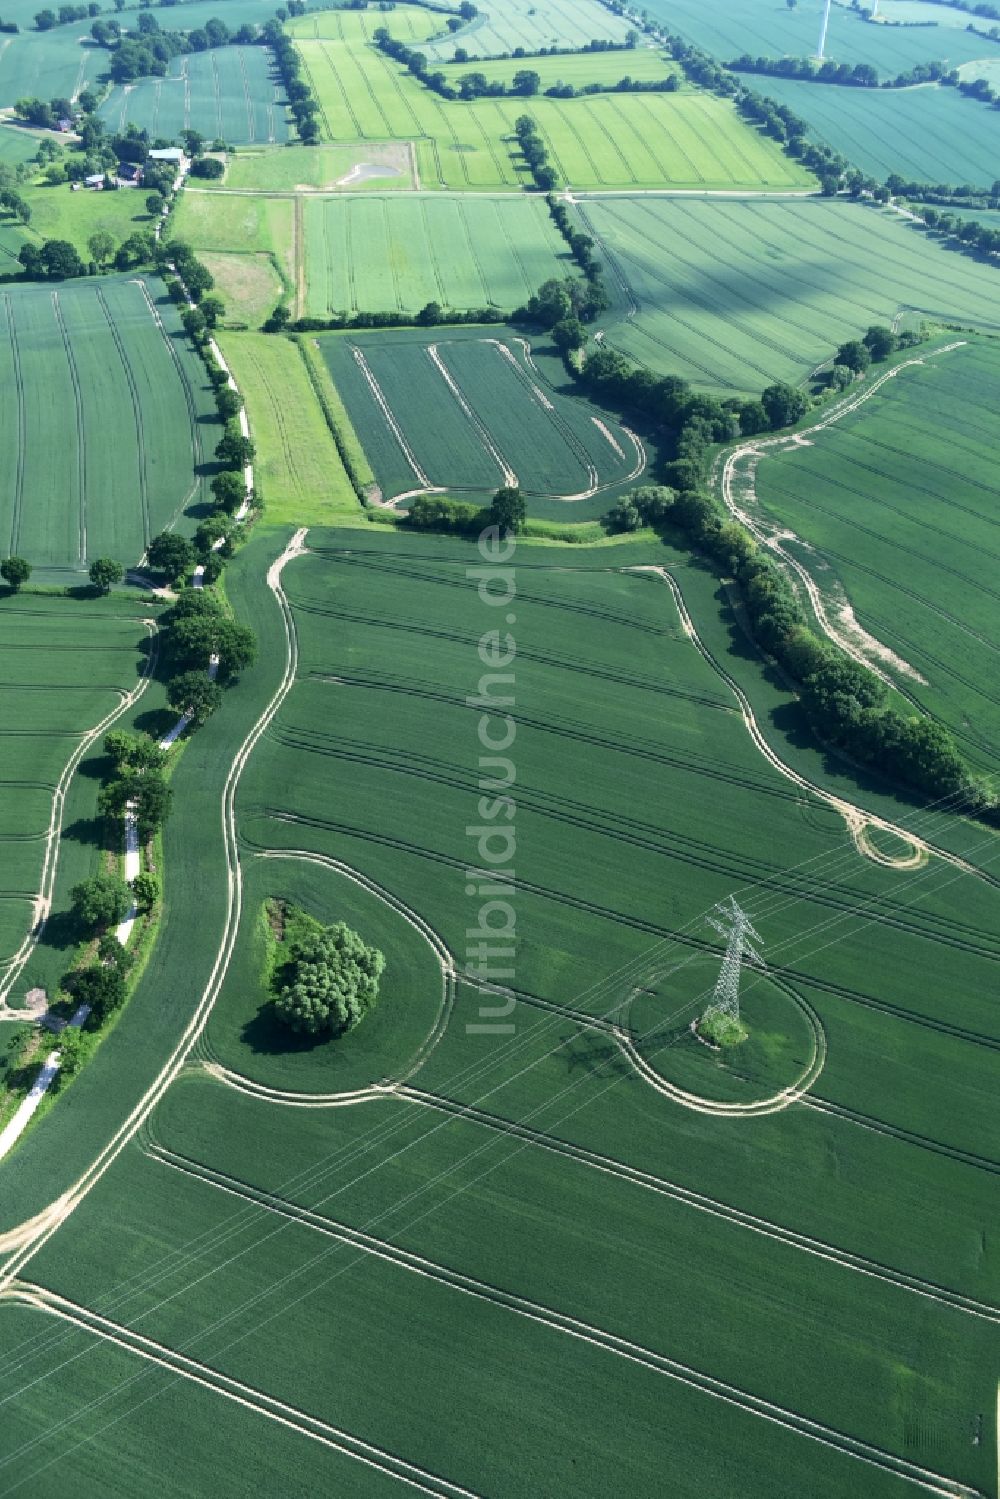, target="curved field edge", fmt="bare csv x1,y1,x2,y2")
0,531,294,1237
